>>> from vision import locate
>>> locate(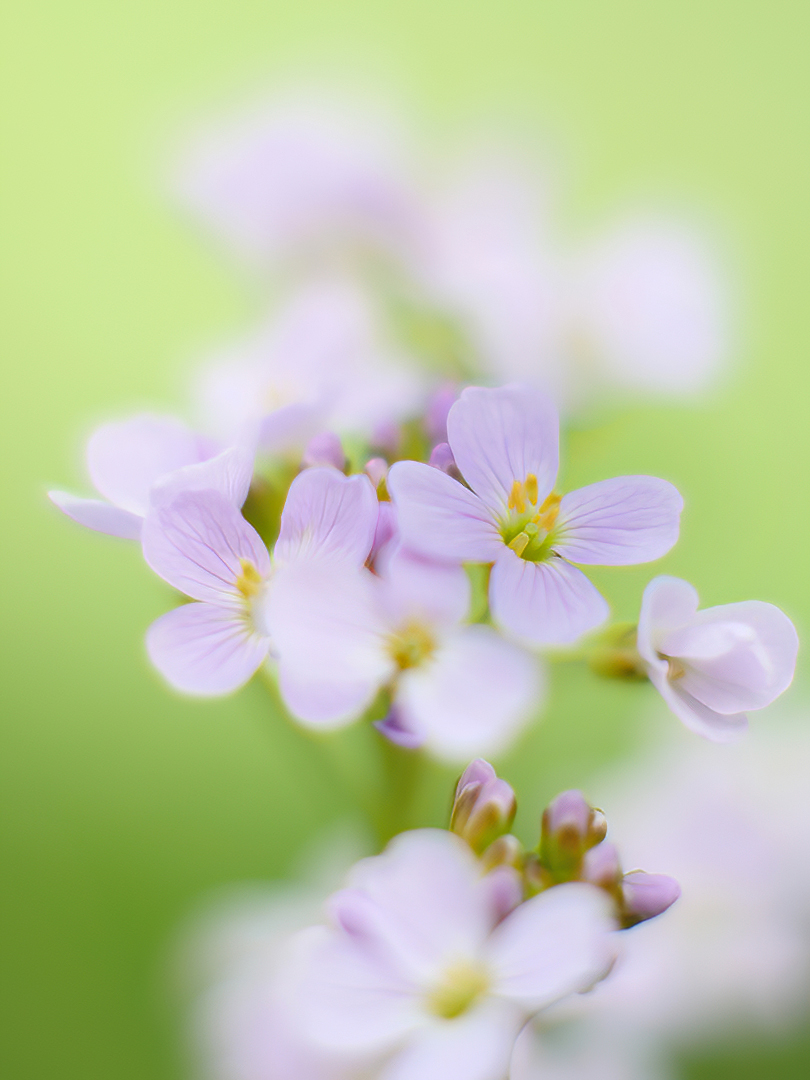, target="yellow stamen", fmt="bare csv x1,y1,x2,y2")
532,492,561,532
525,473,539,505
428,960,490,1020
508,532,530,557
236,559,263,599
387,621,436,671
507,480,526,515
